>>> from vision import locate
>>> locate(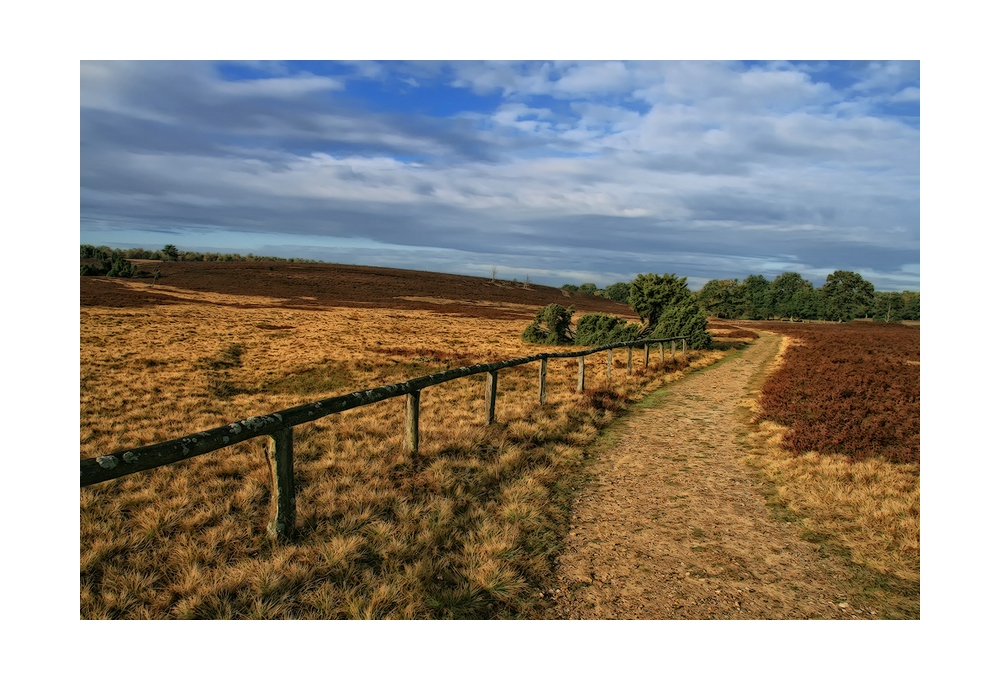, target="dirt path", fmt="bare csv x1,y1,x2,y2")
552,332,869,619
